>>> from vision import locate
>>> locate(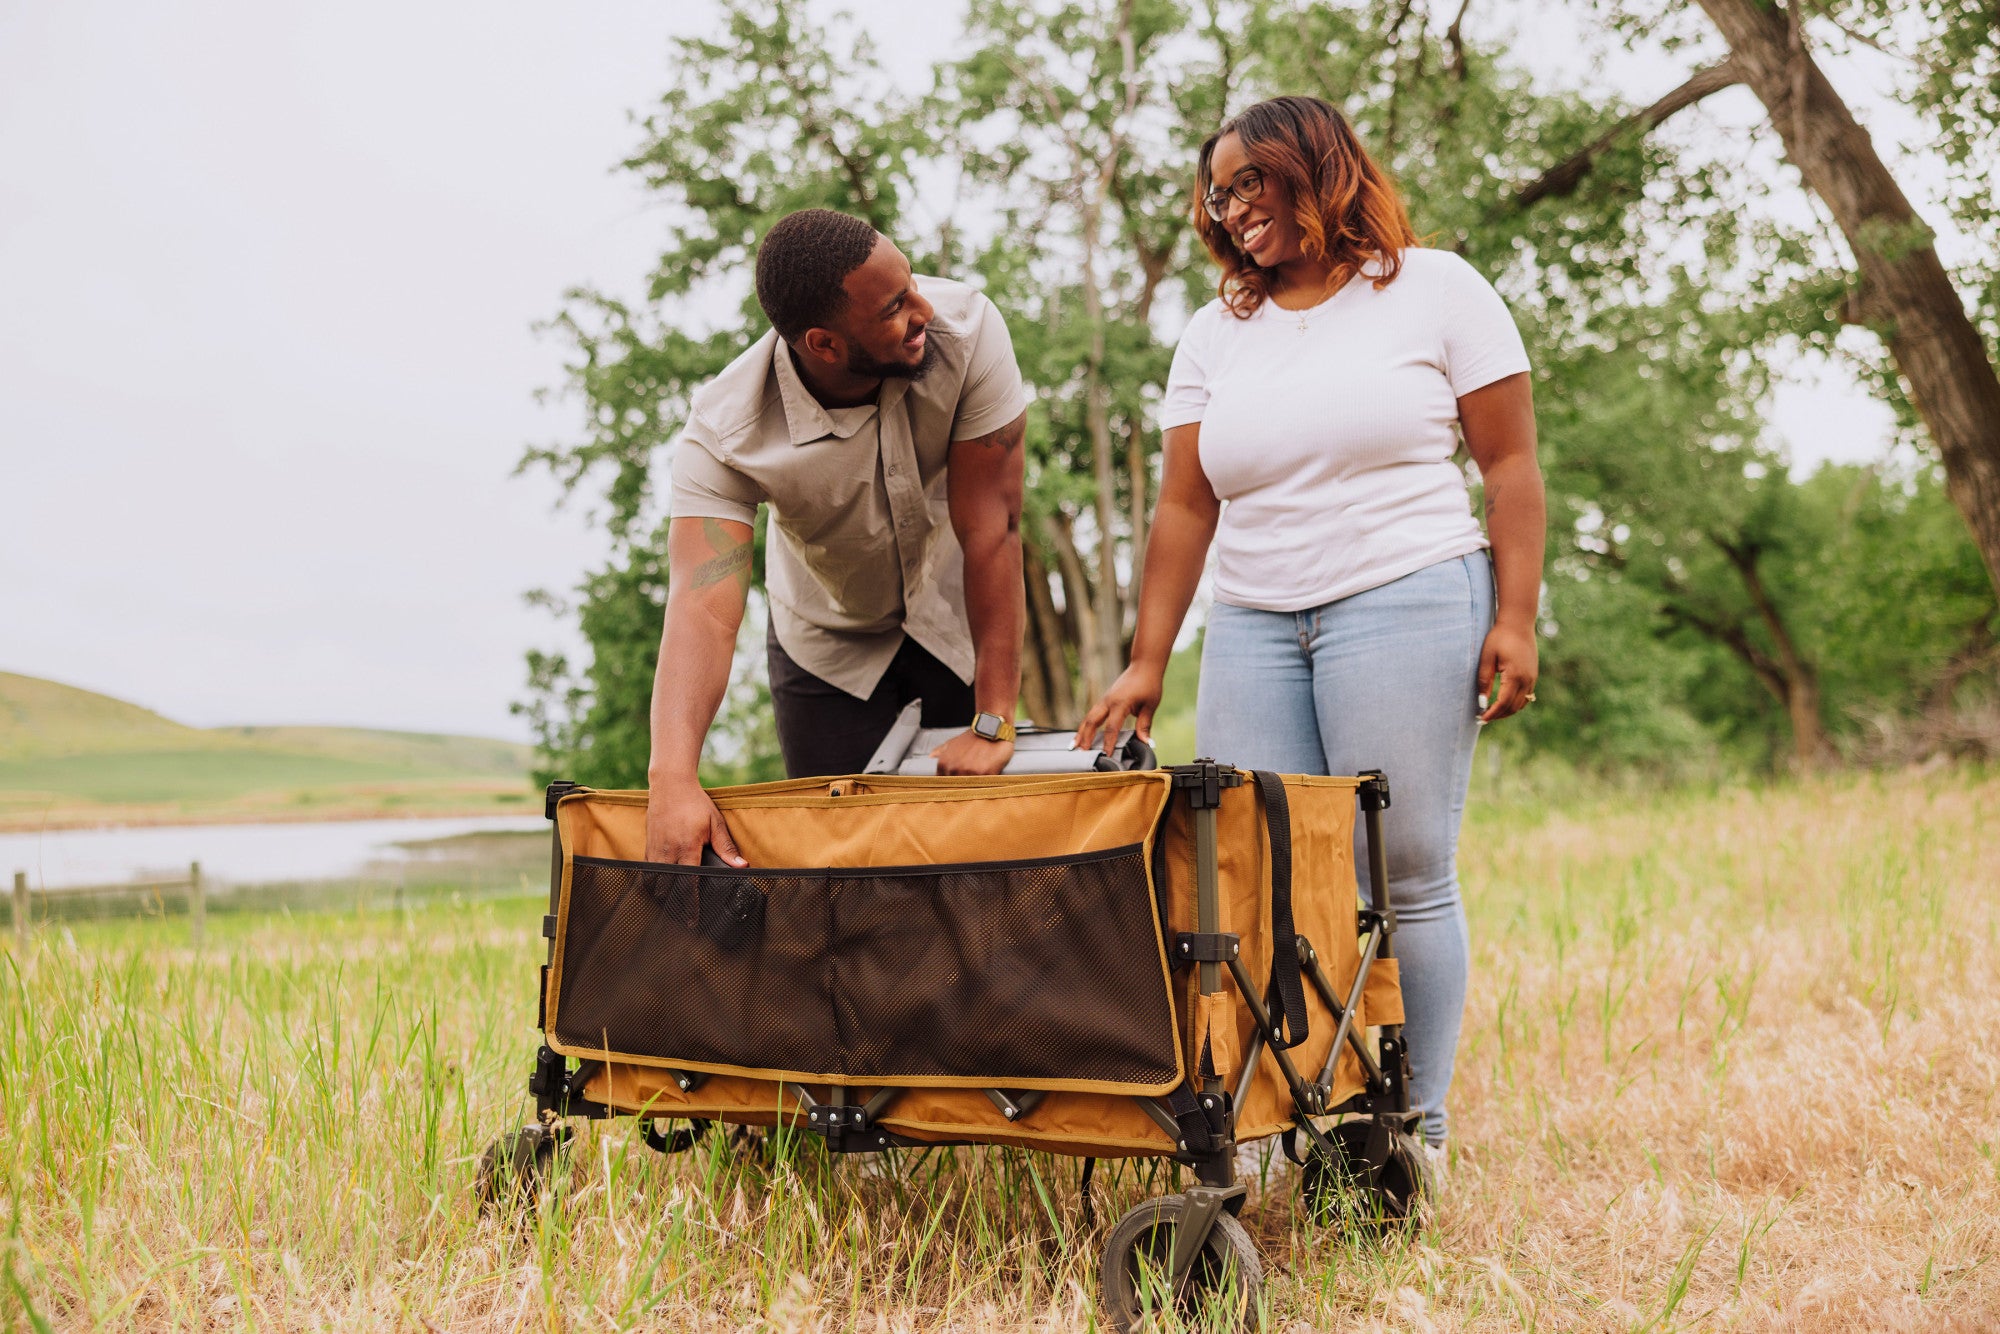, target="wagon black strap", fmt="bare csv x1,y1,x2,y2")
1252,771,1309,1051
